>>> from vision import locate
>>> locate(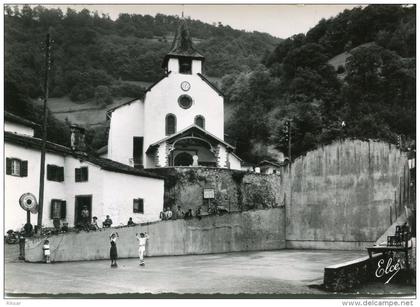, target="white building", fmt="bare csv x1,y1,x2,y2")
4,112,164,231
103,20,242,169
